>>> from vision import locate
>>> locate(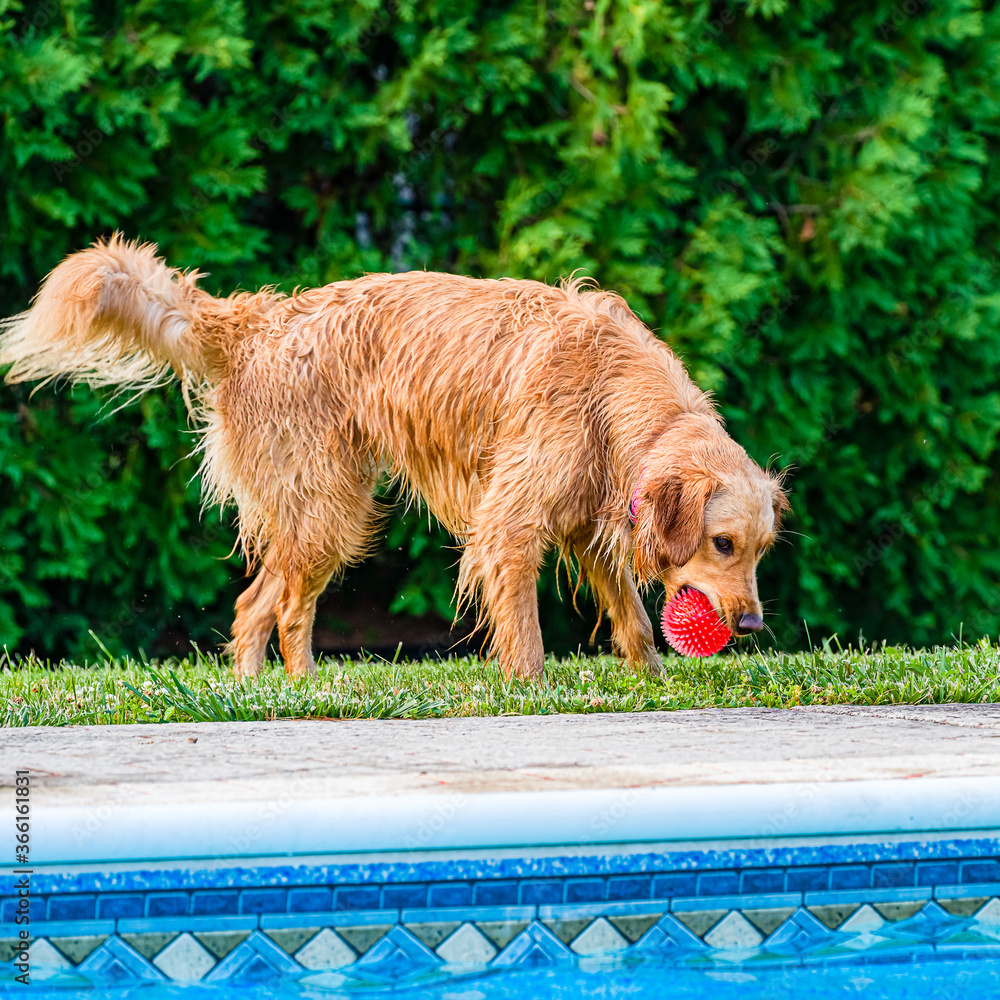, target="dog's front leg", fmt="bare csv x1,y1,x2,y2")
577,548,661,674
461,526,546,680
